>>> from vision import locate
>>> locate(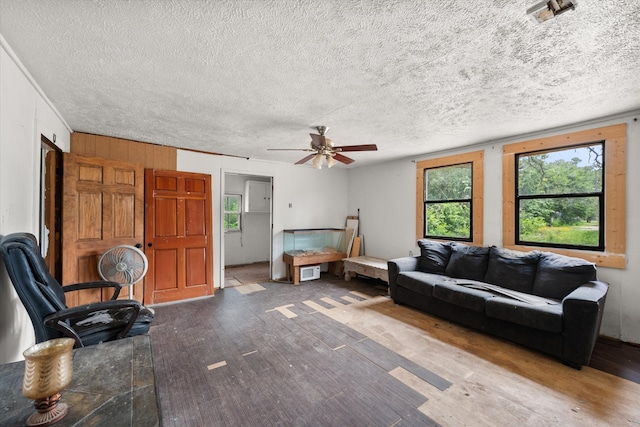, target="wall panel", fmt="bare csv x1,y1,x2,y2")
71,132,177,170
